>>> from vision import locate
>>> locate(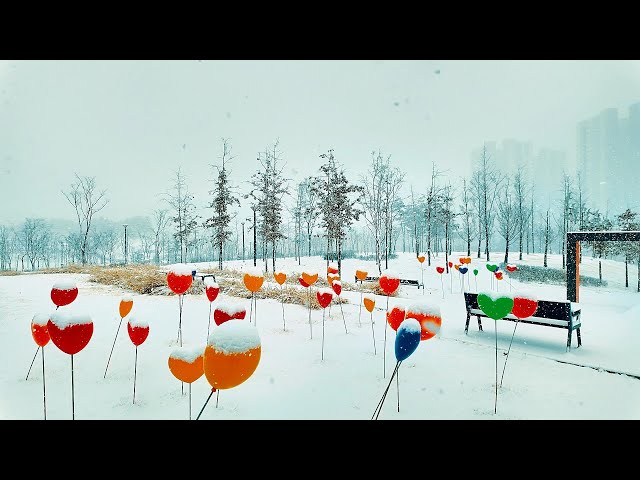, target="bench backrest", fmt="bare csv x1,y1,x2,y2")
464,292,571,320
